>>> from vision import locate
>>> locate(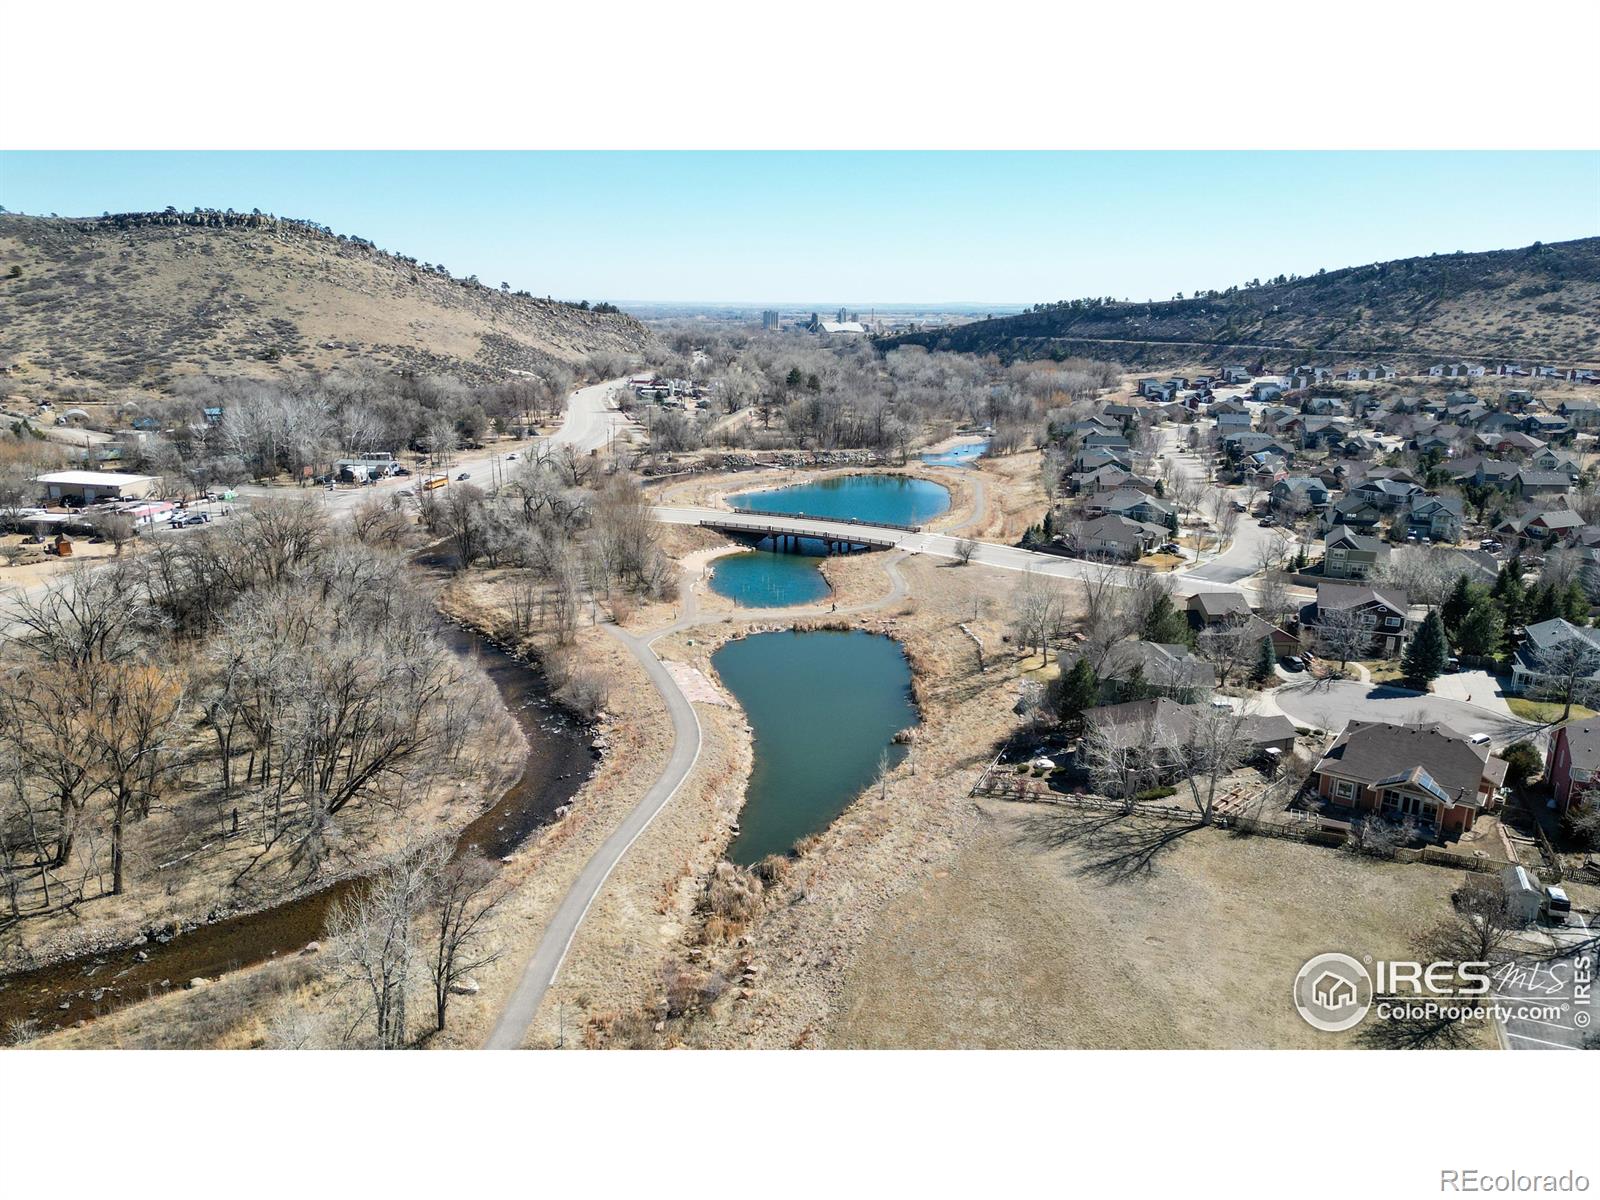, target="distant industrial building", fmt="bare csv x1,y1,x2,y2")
761,310,781,330
34,470,159,503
